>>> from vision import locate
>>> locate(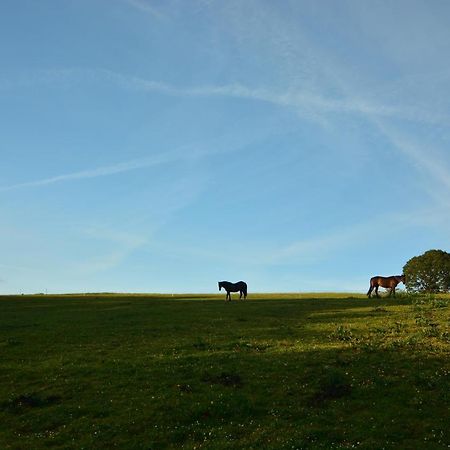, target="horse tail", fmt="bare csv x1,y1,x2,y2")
243,282,247,298
367,277,375,297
